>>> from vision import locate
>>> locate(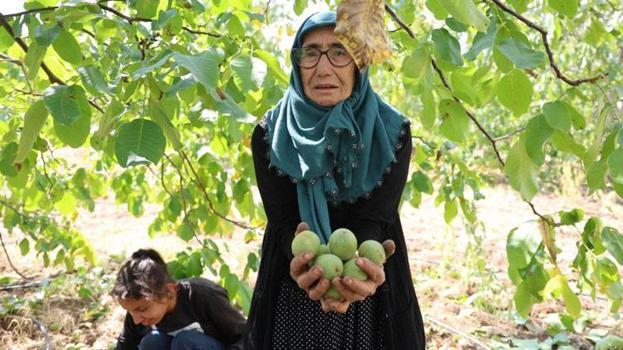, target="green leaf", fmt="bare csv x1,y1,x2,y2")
420,90,436,129
544,101,579,132
426,0,449,20
149,99,182,150
602,227,623,265
54,111,91,148
585,19,608,46
550,130,586,159
497,38,546,69
444,197,458,223
401,45,430,85
78,66,114,96
559,209,584,225
54,192,77,216
508,0,530,12
16,101,48,163
177,223,195,241
0,26,13,51
524,114,553,166
294,0,308,15
439,0,489,32
412,171,433,194
174,50,222,91
34,24,61,47
450,68,477,105
497,69,533,116
560,278,581,319
548,0,578,17
438,99,469,143
227,14,245,38
114,119,166,167
586,159,608,192
43,86,91,125
464,20,497,61
596,336,623,350
231,54,256,92
507,226,540,285
432,29,463,68
0,143,18,177
52,30,83,66
514,281,537,317
19,239,29,255
504,137,539,200
254,50,288,84
130,0,159,18
607,148,623,182
25,41,47,81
